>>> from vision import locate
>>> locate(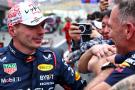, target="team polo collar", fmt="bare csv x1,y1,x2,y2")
115,51,135,64
125,51,135,58
8,40,36,63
